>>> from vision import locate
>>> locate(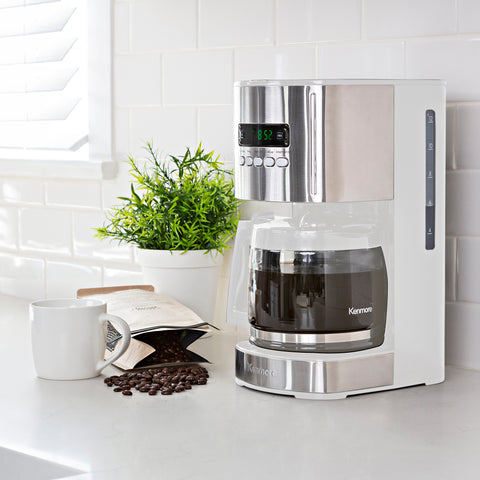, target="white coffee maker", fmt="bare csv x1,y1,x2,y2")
227,79,445,399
